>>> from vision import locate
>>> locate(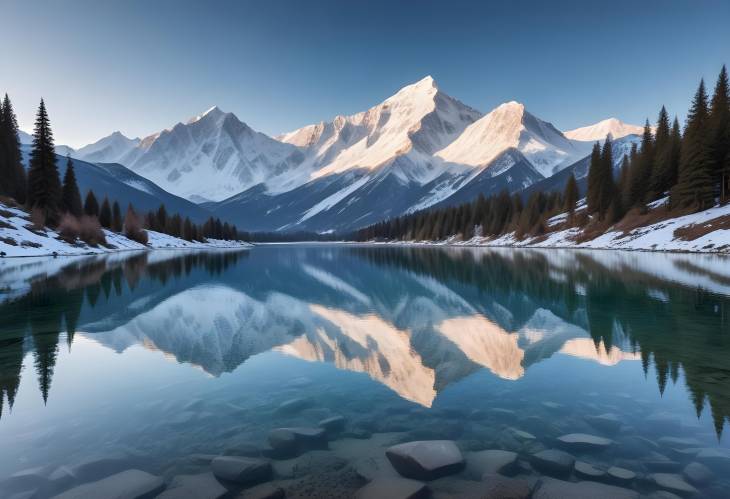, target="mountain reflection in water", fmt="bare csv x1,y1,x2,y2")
1,245,729,436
